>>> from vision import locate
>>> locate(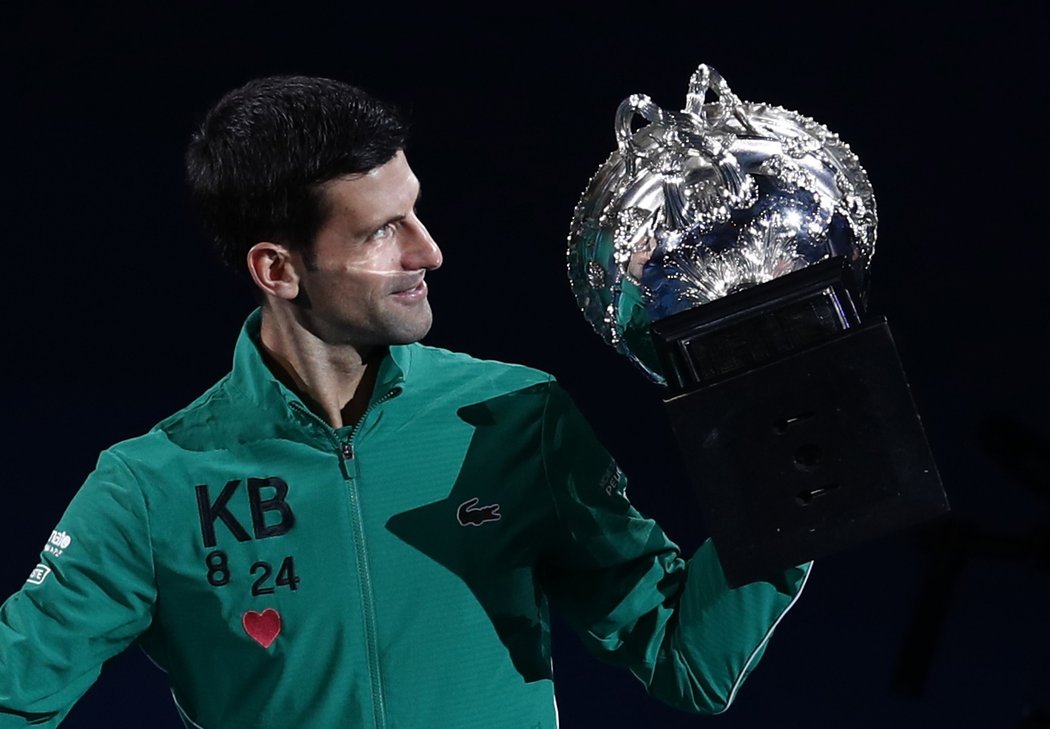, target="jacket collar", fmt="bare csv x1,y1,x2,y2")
229,308,410,415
